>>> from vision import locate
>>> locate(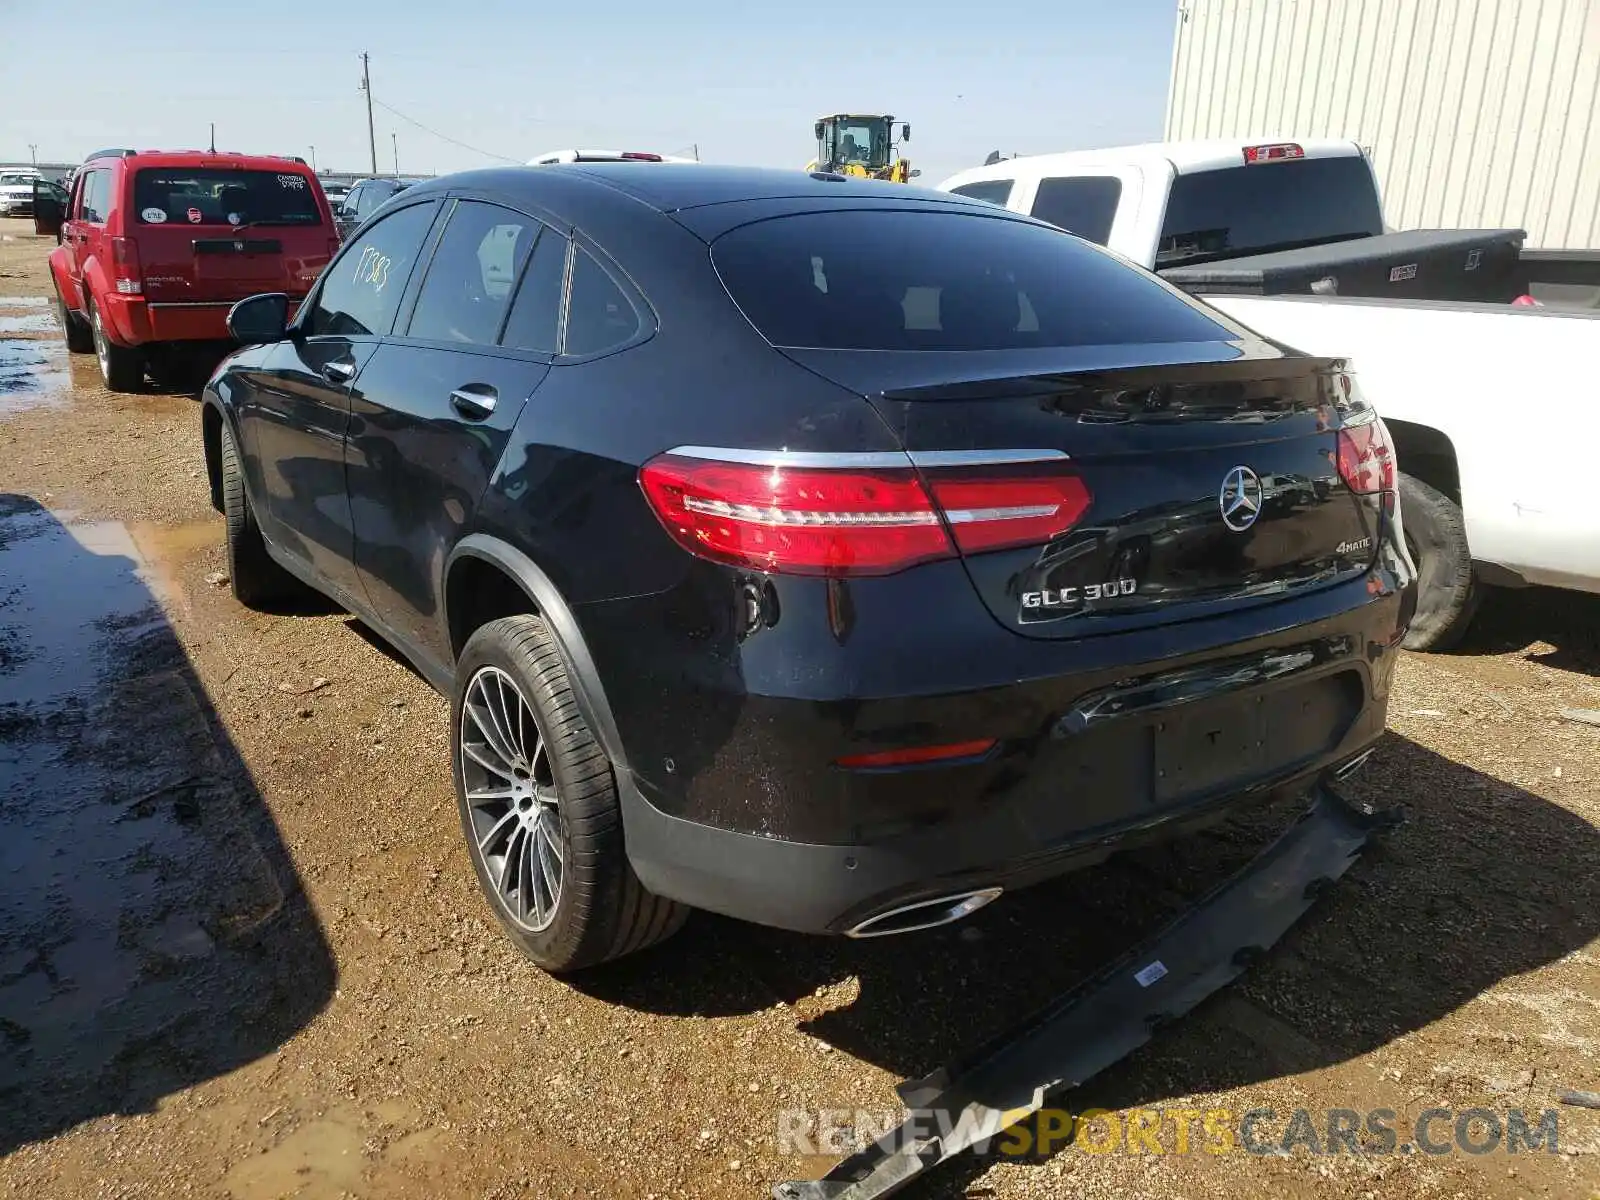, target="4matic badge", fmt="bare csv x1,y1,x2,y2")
1022,578,1138,609
1335,537,1372,555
